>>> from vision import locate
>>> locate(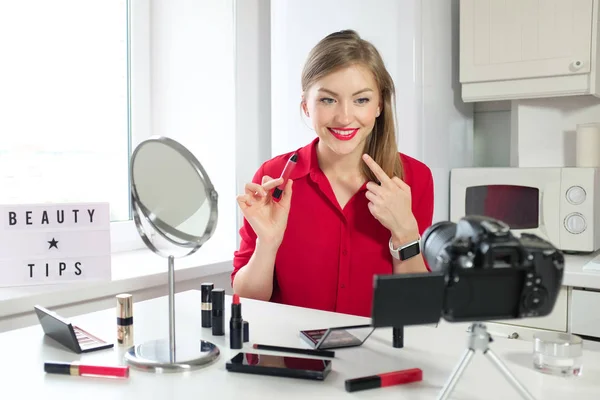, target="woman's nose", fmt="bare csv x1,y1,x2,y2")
334,104,352,125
